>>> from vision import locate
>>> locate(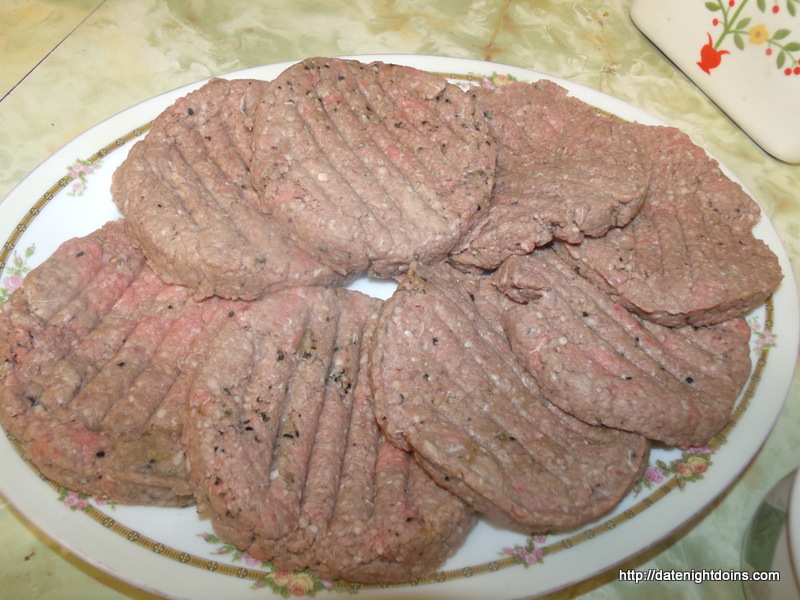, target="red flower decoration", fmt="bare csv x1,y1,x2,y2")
698,32,731,73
